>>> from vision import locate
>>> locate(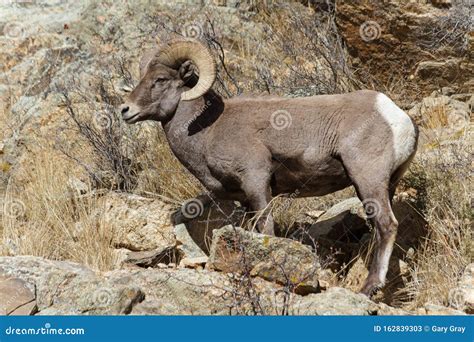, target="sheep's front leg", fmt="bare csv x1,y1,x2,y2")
241,172,275,236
